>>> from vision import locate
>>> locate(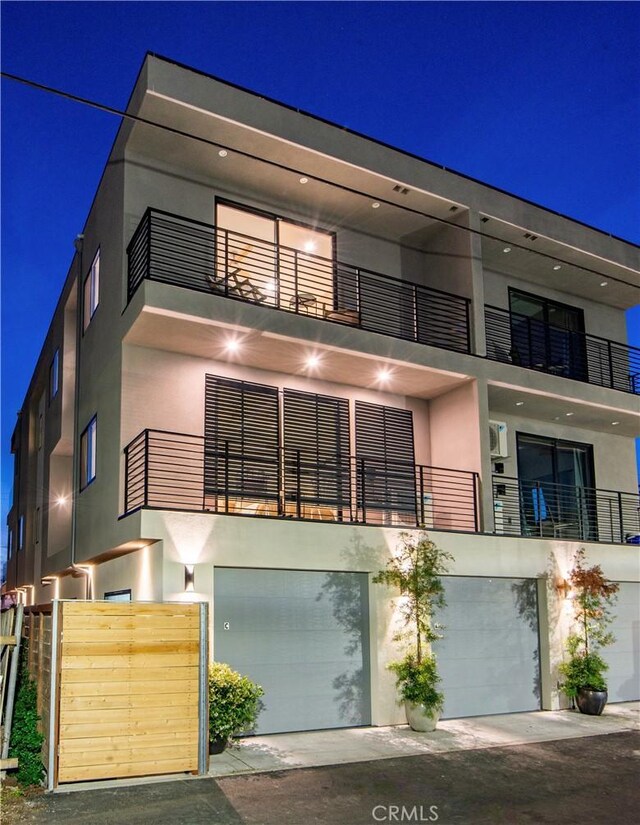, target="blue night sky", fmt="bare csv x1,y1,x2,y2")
2,2,639,562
